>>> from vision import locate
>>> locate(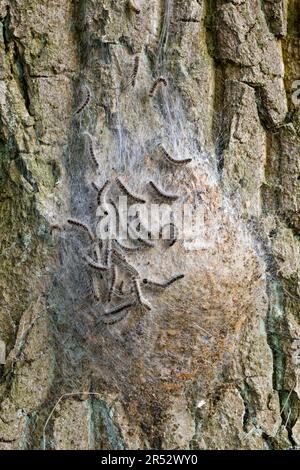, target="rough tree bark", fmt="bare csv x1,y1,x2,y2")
0,0,299,450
